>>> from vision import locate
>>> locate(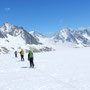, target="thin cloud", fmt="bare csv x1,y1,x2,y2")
44,32,54,36
46,32,54,34
5,8,11,12
77,27,87,30
88,27,90,29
